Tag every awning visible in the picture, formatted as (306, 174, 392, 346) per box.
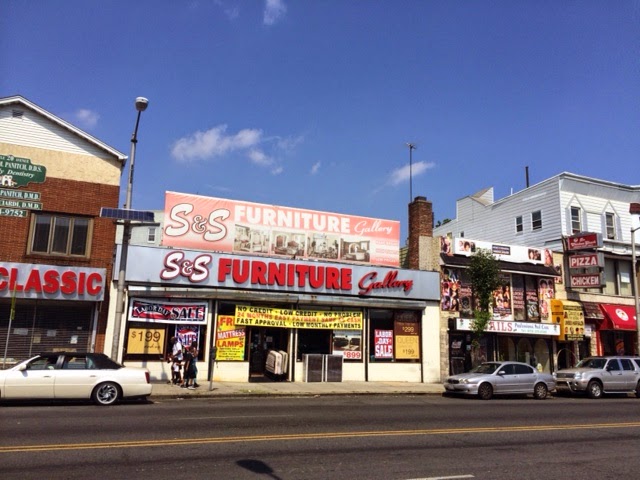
(582, 302, 605, 321)
(599, 304, 637, 331)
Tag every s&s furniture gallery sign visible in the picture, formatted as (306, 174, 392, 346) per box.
(162, 192, 400, 267)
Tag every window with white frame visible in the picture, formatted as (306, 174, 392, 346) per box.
(605, 212, 616, 240)
(515, 216, 523, 233)
(531, 210, 542, 231)
(570, 206, 581, 234)
(29, 214, 92, 257)
(147, 227, 157, 243)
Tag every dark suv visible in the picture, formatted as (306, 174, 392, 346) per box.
(553, 356, 640, 399)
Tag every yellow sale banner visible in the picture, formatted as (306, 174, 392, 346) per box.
(215, 315, 246, 361)
(234, 305, 362, 330)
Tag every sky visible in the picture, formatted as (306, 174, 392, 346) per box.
(2, 1, 639, 243)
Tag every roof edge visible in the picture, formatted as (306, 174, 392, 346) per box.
(0, 95, 127, 162)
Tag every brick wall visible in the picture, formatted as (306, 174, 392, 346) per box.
(407, 196, 433, 270)
(0, 177, 119, 352)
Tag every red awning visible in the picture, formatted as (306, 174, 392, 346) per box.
(599, 304, 637, 331)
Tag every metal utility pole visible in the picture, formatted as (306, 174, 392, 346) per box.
(406, 143, 416, 202)
(111, 97, 149, 361)
(630, 202, 640, 355)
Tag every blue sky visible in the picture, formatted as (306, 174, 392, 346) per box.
(2, 1, 639, 242)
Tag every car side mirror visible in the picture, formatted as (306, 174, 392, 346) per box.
(18, 364, 27, 371)
(497, 370, 506, 376)
(606, 365, 614, 371)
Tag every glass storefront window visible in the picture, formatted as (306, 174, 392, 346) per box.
(369, 309, 421, 363)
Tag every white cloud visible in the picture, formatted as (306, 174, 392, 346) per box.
(213, 0, 239, 20)
(275, 134, 304, 153)
(74, 109, 99, 129)
(310, 162, 321, 175)
(248, 148, 273, 166)
(388, 161, 435, 186)
(171, 125, 262, 162)
(171, 123, 304, 174)
(264, 0, 286, 25)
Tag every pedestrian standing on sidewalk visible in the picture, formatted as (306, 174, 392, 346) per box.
(168, 336, 184, 386)
(182, 342, 200, 389)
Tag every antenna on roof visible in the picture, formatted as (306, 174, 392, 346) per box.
(406, 143, 417, 202)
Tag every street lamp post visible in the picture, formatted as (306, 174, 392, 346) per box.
(111, 97, 149, 361)
(630, 203, 640, 356)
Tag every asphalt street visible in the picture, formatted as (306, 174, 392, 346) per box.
(2, 393, 640, 479)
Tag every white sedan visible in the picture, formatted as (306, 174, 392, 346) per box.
(0, 352, 152, 406)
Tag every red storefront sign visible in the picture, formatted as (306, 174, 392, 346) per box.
(566, 233, 602, 251)
(0, 262, 105, 300)
(159, 251, 414, 296)
(570, 273, 604, 288)
(569, 253, 604, 269)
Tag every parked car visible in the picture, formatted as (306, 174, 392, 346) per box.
(553, 356, 640, 399)
(444, 361, 555, 400)
(0, 352, 152, 406)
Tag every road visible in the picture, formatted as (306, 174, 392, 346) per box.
(1, 393, 639, 479)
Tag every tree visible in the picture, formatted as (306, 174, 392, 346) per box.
(467, 249, 501, 344)
(435, 218, 452, 228)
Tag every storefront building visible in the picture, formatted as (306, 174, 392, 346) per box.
(105, 193, 441, 383)
(0, 96, 125, 362)
(439, 237, 561, 376)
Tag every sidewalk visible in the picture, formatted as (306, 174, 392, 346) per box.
(151, 380, 445, 398)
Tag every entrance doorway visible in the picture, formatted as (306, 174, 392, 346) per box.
(249, 327, 289, 381)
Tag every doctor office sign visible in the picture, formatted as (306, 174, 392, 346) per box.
(0, 154, 47, 188)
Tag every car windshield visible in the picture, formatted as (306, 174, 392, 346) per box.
(576, 358, 607, 369)
(469, 363, 501, 374)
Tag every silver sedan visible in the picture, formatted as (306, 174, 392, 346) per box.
(444, 361, 556, 400)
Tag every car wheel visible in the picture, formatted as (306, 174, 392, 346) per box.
(587, 380, 603, 399)
(533, 382, 548, 400)
(635, 382, 640, 398)
(92, 382, 121, 406)
(478, 383, 493, 400)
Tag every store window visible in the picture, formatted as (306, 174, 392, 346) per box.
(511, 274, 551, 322)
(124, 322, 206, 362)
(297, 329, 331, 360)
(369, 309, 421, 363)
(29, 213, 92, 257)
(603, 258, 633, 296)
(0, 301, 94, 362)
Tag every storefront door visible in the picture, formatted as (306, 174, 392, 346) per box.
(249, 327, 289, 379)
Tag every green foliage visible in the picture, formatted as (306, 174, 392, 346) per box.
(435, 218, 452, 228)
(467, 249, 501, 341)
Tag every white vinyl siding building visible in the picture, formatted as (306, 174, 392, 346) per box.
(435, 172, 639, 256)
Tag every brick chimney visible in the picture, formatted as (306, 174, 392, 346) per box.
(408, 196, 433, 269)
